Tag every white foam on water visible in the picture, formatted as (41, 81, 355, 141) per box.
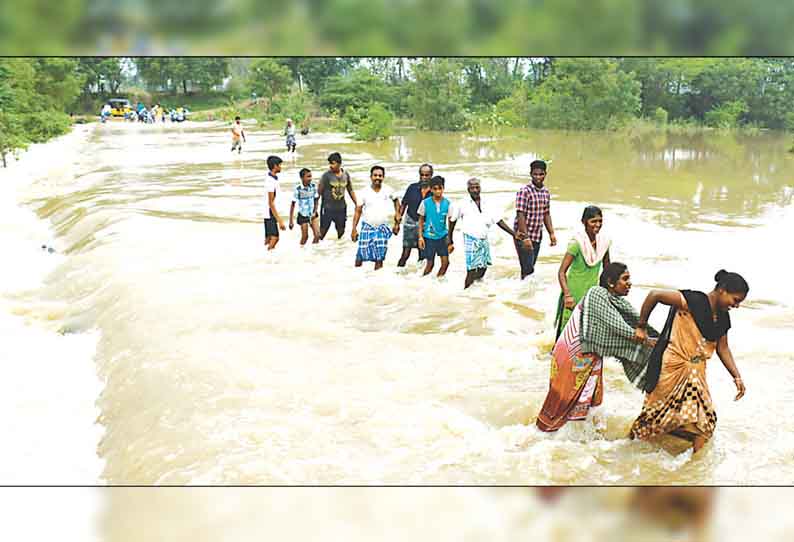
(0, 125, 104, 485)
(4, 124, 792, 485)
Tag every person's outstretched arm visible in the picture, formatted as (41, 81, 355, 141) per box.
(417, 215, 426, 250)
(558, 253, 576, 309)
(496, 219, 517, 239)
(636, 289, 686, 342)
(716, 334, 745, 400)
(392, 196, 401, 234)
(543, 209, 557, 246)
(351, 203, 363, 241)
(269, 192, 285, 230)
(346, 173, 358, 207)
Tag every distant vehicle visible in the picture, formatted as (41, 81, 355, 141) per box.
(108, 98, 133, 119)
(171, 107, 190, 123)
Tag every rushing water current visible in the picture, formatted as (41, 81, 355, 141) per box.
(2, 121, 792, 484)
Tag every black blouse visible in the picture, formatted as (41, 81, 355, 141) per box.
(681, 289, 731, 342)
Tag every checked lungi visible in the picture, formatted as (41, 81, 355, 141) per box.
(464, 233, 492, 271)
(357, 222, 392, 262)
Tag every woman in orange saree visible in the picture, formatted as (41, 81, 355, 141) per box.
(630, 270, 748, 453)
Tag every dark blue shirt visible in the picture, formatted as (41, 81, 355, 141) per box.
(402, 182, 425, 221)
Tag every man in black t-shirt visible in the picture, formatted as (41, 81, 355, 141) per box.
(318, 152, 358, 240)
(397, 163, 433, 266)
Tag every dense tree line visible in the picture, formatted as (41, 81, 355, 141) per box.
(5, 57, 794, 165)
(251, 57, 794, 133)
(1, 58, 83, 167)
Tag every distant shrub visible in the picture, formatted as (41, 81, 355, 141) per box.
(653, 107, 668, 125)
(704, 100, 748, 129)
(354, 103, 393, 141)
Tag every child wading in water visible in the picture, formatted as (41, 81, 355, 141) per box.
(417, 176, 455, 278)
(263, 155, 286, 250)
(289, 168, 320, 245)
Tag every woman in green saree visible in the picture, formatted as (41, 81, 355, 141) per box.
(555, 205, 612, 340)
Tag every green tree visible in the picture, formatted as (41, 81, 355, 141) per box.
(704, 100, 749, 129)
(407, 58, 470, 131)
(686, 59, 765, 121)
(623, 58, 784, 126)
(365, 58, 409, 85)
(134, 58, 228, 94)
(270, 91, 318, 125)
(0, 111, 26, 167)
(135, 58, 177, 93)
(33, 58, 84, 112)
(0, 60, 37, 167)
(0, 62, 26, 167)
(526, 58, 641, 130)
(277, 58, 359, 94)
(495, 82, 530, 127)
(248, 58, 292, 112)
(354, 103, 394, 141)
(361, 58, 411, 115)
(226, 58, 253, 98)
(183, 58, 229, 93)
(462, 58, 516, 109)
(77, 58, 125, 96)
(0, 58, 84, 166)
(319, 69, 395, 115)
(620, 58, 715, 120)
(757, 59, 794, 129)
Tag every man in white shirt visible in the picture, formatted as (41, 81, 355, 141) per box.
(449, 177, 519, 288)
(264, 155, 286, 250)
(351, 165, 401, 270)
(231, 116, 246, 154)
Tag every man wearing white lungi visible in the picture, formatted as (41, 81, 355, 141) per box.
(449, 178, 519, 289)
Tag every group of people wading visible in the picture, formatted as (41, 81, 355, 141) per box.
(537, 196, 748, 453)
(539, 260, 747, 454)
(263, 154, 555, 289)
(260, 150, 749, 454)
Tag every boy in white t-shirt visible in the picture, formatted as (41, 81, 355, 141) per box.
(351, 165, 400, 270)
(264, 155, 285, 250)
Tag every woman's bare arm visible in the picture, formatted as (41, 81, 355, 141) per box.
(716, 334, 745, 400)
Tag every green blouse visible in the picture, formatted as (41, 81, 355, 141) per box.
(555, 239, 604, 337)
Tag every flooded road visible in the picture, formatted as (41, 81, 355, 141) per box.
(3, 121, 793, 483)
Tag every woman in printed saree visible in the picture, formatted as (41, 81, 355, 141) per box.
(554, 205, 611, 340)
(537, 263, 659, 432)
(629, 270, 748, 453)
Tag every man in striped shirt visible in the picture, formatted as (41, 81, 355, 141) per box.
(514, 160, 557, 279)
